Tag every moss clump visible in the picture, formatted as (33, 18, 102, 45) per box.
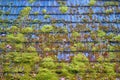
(36, 68, 58, 80)
(105, 9, 113, 14)
(28, 0, 36, 4)
(20, 7, 31, 17)
(114, 35, 120, 41)
(34, 11, 39, 16)
(0, 10, 3, 16)
(7, 33, 25, 42)
(41, 25, 53, 32)
(42, 9, 47, 14)
(10, 26, 18, 32)
(89, 0, 96, 6)
(72, 31, 80, 38)
(22, 27, 33, 33)
(5, 11, 10, 15)
(97, 30, 106, 38)
(44, 15, 51, 19)
(104, 1, 119, 6)
(59, 6, 68, 13)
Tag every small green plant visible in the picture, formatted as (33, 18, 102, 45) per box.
(41, 57, 56, 69)
(15, 44, 23, 50)
(70, 46, 77, 51)
(92, 46, 97, 51)
(20, 7, 31, 17)
(89, 0, 96, 6)
(72, 31, 80, 38)
(70, 54, 88, 73)
(41, 25, 53, 32)
(33, 19, 40, 23)
(114, 35, 120, 41)
(104, 1, 119, 6)
(7, 33, 25, 42)
(97, 30, 106, 38)
(36, 68, 58, 80)
(10, 26, 18, 32)
(72, 53, 89, 63)
(0, 10, 3, 16)
(44, 47, 51, 51)
(22, 27, 33, 33)
(44, 15, 50, 19)
(42, 9, 47, 14)
(28, 0, 36, 3)
(26, 46, 36, 52)
(62, 26, 68, 33)
(105, 9, 113, 14)
(5, 11, 10, 15)
(34, 11, 39, 16)
(59, 6, 68, 13)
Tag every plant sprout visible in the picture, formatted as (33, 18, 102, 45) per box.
(20, 7, 31, 17)
(41, 25, 53, 32)
(89, 0, 96, 6)
(42, 9, 47, 14)
(41, 57, 56, 69)
(28, 0, 36, 4)
(15, 44, 23, 50)
(44, 15, 51, 19)
(72, 31, 80, 38)
(10, 26, 18, 32)
(34, 11, 39, 16)
(114, 35, 120, 41)
(27, 46, 36, 52)
(70, 54, 88, 73)
(104, 1, 119, 6)
(105, 9, 113, 14)
(36, 68, 58, 80)
(0, 10, 3, 16)
(59, 6, 68, 13)
(7, 33, 25, 42)
(97, 30, 106, 38)
(63, 26, 68, 33)
(44, 47, 51, 51)
(5, 11, 10, 15)
(70, 46, 77, 51)
(22, 27, 33, 33)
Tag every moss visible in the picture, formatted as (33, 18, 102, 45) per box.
(36, 68, 58, 80)
(0, 10, 3, 16)
(89, 0, 96, 6)
(41, 57, 56, 69)
(59, 6, 68, 13)
(28, 0, 36, 4)
(72, 31, 80, 38)
(44, 47, 51, 51)
(114, 35, 120, 41)
(34, 11, 39, 16)
(15, 44, 23, 50)
(22, 27, 33, 33)
(41, 25, 53, 32)
(33, 19, 40, 23)
(7, 33, 25, 42)
(97, 30, 106, 38)
(44, 15, 51, 19)
(5, 11, 10, 15)
(10, 26, 18, 32)
(105, 9, 113, 14)
(42, 9, 47, 14)
(104, 1, 119, 6)
(27, 46, 36, 52)
(20, 7, 31, 17)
